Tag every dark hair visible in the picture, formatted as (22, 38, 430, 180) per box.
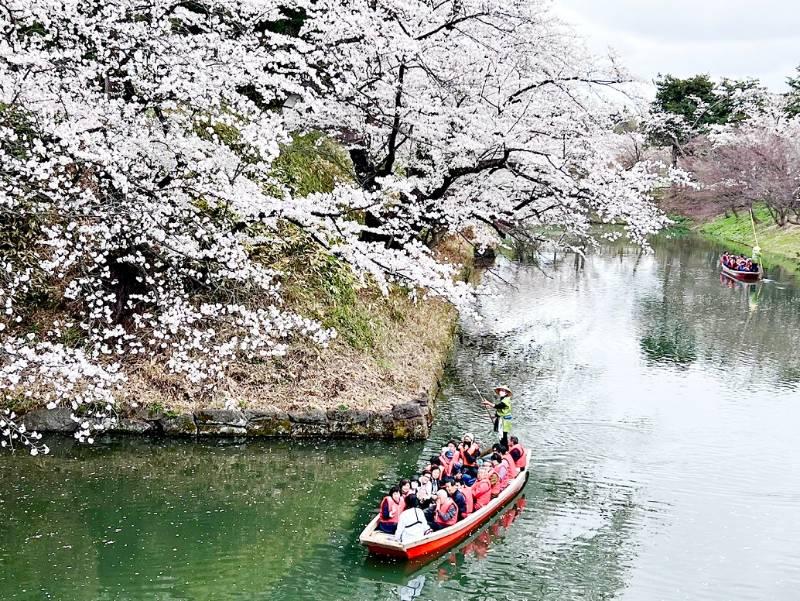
(422, 468, 432, 476)
(447, 439, 458, 447)
(429, 456, 442, 466)
(491, 453, 502, 462)
(492, 443, 508, 454)
(442, 477, 456, 487)
(410, 476, 420, 485)
(510, 436, 520, 445)
(399, 478, 410, 488)
(389, 486, 400, 496)
(405, 494, 419, 508)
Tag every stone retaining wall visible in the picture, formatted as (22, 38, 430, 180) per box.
(21, 394, 437, 441)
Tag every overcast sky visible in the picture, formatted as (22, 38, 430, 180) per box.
(551, 0, 800, 91)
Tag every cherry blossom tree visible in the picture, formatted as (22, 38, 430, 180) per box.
(0, 0, 669, 453)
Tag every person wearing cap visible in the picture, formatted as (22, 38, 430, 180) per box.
(483, 385, 513, 447)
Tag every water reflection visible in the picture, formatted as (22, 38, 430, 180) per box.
(2, 234, 800, 601)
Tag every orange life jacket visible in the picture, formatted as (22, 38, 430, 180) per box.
(460, 486, 474, 515)
(503, 452, 519, 479)
(460, 443, 480, 467)
(378, 496, 402, 527)
(509, 442, 527, 468)
(472, 478, 492, 508)
(435, 497, 458, 527)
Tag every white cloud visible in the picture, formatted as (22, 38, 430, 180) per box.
(551, 0, 800, 90)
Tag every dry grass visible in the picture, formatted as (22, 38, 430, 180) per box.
(121, 290, 456, 414)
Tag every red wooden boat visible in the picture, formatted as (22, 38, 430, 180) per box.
(359, 457, 529, 560)
(720, 258, 763, 282)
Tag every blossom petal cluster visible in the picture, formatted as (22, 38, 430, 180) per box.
(0, 0, 667, 451)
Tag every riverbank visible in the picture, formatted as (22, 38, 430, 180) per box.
(20, 277, 460, 440)
(11, 134, 473, 442)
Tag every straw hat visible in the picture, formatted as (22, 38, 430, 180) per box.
(462, 432, 474, 443)
(494, 385, 513, 397)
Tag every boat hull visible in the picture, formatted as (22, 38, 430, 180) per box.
(359, 461, 529, 561)
(720, 260, 763, 281)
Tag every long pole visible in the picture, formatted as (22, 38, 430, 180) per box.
(749, 207, 761, 258)
(472, 383, 495, 425)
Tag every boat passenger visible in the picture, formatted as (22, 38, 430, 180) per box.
(430, 466, 444, 490)
(430, 489, 458, 531)
(493, 443, 519, 480)
(377, 486, 404, 534)
(399, 478, 412, 498)
(417, 473, 434, 506)
(458, 433, 481, 478)
(471, 467, 493, 509)
(508, 436, 527, 469)
(439, 440, 460, 477)
(457, 481, 474, 517)
(444, 479, 469, 521)
(489, 453, 509, 496)
(395, 495, 430, 544)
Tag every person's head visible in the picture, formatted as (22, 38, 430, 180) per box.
(389, 486, 401, 502)
(419, 473, 430, 485)
(510, 435, 520, 446)
(490, 452, 502, 465)
(405, 494, 419, 509)
(477, 466, 490, 480)
(429, 456, 442, 467)
(431, 466, 442, 480)
(492, 443, 507, 455)
(462, 432, 474, 445)
(447, 439, 457, 451)
(399, 478, 411, 494)
(494, 385, 512, 398)
(443, 478, 457, 493)
(410, 478, 420, 491)
(436, 489, 448, 502)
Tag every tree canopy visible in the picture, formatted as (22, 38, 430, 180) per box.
(0, 0, 669, 453)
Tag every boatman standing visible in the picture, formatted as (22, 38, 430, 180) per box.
(483, 385, 513, 447)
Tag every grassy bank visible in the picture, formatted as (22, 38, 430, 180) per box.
(697, 206, 800, 272)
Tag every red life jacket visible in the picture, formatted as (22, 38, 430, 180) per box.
(510, 443, 527, 469)
(435, 497, 458, 527)
(378, 496, 402, 527)
(503, 452, 519, 479)
(460, 486, 474, 515)
(460, 443, 480, 467)
(472, 478, 492, 508)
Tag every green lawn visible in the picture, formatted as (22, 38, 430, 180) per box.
(699, 206, 800, 272)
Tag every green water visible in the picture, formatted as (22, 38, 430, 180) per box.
(2, 235, 800, 600)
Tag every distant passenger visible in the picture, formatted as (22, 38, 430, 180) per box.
(395, 495, 430, 544)
(377, 486, 404, 534)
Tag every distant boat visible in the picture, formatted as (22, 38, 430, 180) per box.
(359, 457, 529, 561)
(720, 257, 763, 282)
